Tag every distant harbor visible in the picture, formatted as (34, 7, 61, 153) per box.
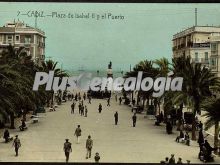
(67, 69, 126, 78)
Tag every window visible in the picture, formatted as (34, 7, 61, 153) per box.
(7, 35, 12, 44)
(210, 58, 216, 66)
(195, 52, 198, 62)
(205, 52, 209, 62)
(15, 35, 20, 42)
(25, 35, 31, 44)
(211, 43, 217, 51)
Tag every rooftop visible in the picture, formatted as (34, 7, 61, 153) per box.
(0, 21, 45, 36)
(173, 26, 220, 40)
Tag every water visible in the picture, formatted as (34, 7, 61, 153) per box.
(67, 70, 126, 78)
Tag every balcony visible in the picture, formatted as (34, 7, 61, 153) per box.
(191, 58, 209, 64)
(210, 65, 217, 70)
(201, 58, 209, 64)
(172, 46, 177, 51)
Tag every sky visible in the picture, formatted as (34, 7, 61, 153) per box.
(0, 3, 220, 72)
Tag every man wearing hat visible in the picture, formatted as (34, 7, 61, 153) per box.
(63, 139, 72, 162)
(13, 135, 21, 156)
(168, 154, 176, 164)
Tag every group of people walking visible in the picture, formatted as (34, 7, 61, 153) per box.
(63, 130, 96, 163)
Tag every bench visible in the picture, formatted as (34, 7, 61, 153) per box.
(146, 115, 156, 120)
(32, 118, 39, 123)
(49, 107, 55, 112)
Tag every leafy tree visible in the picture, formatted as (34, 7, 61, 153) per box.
(201, 96, 220, 154)
(172, 56, 220, 140)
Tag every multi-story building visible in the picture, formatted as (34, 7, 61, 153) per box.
(172, 26, 220, 76)
(0, 21, 45, 64)
(209, 33, 220, 77)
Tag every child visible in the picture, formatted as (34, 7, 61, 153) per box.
(94, 152, 100, 163)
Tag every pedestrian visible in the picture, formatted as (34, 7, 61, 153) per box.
(119, 97, 122, 105)
(75, 93, 78, 101)
(98, 103, 102, 113)
(94, 152, 100, 163)
(85, 106, 88, 117)
(81, 105, 84, 116)
(83, 93, 86, 100)
(3, 129, 10, 143)
(74, 125, 82, 144)
(19, 119, 27, 131)
(78, 103, 82, 114)
(114, 111, 118, 125)
(71, 102, 75, 114)
(184, 132, 190, 146)
(13, 135, 21, 156)
(165, 157, 169, 164)
(198, 121, 203, 130)
(168, 154, 175, 164)
(132, 99, 135, 106)
(86, 135, 93, 159)
(79, 95, 81, 101)
(166, 120, 173, 134)
(177, 157, 183, 164)
(88, 96, 91, 104)
(198, 129, 204, 149)
(63, 139, 72, 162)
(132, 113, 137, 127)
(115, 94, 117, 102)
(81, 100, 84, 106)
(107, 97, 110, 106)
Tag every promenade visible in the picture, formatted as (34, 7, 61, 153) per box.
(0, 94, 219, 163)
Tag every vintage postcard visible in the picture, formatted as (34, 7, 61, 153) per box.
(0, 2, 220, 164)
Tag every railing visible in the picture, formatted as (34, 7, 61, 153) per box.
(210, 65, 217, 70)
(191, 58, 209, 64)
(201, 58, 209, 64)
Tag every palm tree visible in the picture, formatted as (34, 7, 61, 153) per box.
(41, 59, 68, 106)
(172, 56, 220, 140)
(124, 60, 158, 109)
(154, 57, 171, 76)
(201, 96, 220, 154)
(0, 45, 47, 128)
(154, 57, 171, 115)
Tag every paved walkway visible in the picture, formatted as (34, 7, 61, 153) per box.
(0, 94, 219, 163)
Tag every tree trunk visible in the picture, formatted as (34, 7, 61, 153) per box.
(51, 92, 54, 106)
(157, 101, 161, 114)
(131, 91, 134, 101)
(191, 98, 200, 140)
(10, 112, 15, 129)
(191, 116, 197, 140)
(22, 110, 27, 121)
(214, 121, 219, 154)
(142, 98, 145, 109)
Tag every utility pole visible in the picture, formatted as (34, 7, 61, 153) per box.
(35, 14, 37, 28)
(195, 8, 197, 26)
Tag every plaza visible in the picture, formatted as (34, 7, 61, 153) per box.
(0, 93, 219, 163)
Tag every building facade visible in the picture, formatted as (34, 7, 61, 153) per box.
(210, 34, 220, 77)
(172, 26, 220, 77)
(0, 21, 45, 64)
